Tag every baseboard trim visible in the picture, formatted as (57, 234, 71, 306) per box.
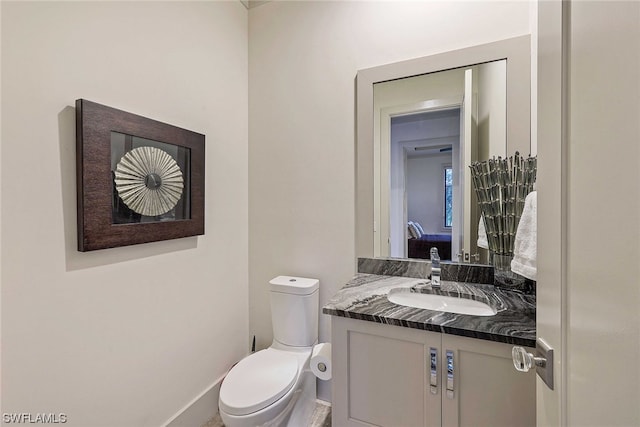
(163, 374, 225, 427)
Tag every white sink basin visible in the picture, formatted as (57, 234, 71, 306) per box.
(387, 291, 496, 316)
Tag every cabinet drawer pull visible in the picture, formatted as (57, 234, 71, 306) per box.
(429, 347, 438, 394)
(446, 350, 454, 399)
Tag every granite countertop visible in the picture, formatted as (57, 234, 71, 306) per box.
(322, 273, 536, 347)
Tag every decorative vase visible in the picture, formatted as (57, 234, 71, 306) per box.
(490, 252, 525, 288)
(469, 153, 536, 289)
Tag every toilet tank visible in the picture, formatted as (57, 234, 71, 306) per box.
(269, 276, 319, 347)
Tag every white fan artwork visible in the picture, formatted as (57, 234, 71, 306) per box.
(114, 146, 184, 217)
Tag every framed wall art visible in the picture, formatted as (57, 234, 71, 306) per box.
(76, 99, 205, 251)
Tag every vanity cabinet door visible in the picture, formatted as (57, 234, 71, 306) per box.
(440, 334, 536, 427)
(332, 316, 442, 427)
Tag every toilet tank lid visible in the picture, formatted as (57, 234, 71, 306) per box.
(269, 276, 319, 295)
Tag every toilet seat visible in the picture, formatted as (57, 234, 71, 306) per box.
(219, 348, 299, 416)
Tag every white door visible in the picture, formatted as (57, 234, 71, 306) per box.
(534, 1, 564, 425)
(459, 68, 478, 262)
(535, 1, 640, 426)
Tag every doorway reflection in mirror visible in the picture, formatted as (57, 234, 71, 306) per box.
(374, 60, 507, 263)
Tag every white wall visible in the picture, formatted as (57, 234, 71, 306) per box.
(249, 0, 531, 401)
(406, 154, 452, 234)
(477, 60, 507, 160)
(1, 2, 248, 426)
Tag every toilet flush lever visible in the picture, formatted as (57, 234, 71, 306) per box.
(512, 337, 554, 390)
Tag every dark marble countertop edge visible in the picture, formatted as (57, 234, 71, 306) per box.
(323, 308, 535, 347)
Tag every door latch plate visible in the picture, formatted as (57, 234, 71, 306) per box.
(536, 338, 554, 390)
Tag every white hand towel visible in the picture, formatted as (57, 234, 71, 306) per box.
(511, 191, 537, 281)
(477, 215, 488, 249)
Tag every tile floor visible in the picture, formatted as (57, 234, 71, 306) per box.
(202, 400, 331, 427)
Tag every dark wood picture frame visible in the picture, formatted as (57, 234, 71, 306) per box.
(76, 99, 205, 251)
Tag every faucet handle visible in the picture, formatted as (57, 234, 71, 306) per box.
(411, 281, 432, 291)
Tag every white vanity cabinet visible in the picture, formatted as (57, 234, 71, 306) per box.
(440, 334, 536, 427)
(331, 316, 535, 427)
(332, 316, 442, 427)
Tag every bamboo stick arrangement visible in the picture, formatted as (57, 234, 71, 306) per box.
(470, 152, 537, 256)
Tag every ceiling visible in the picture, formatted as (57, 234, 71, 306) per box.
(240, 0, 270, 9)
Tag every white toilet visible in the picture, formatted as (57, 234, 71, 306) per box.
(219, 276, 319, 427)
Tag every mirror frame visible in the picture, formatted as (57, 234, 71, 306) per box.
(356, 35, 531, 260)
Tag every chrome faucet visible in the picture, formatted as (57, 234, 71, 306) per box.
(430, 247, 441, 288)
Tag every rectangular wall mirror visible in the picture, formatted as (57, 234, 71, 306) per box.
(356, 35, 531, 265)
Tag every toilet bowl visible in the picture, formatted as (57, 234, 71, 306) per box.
(219, 276, 319, 427)
(219, 346, 315, 427)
